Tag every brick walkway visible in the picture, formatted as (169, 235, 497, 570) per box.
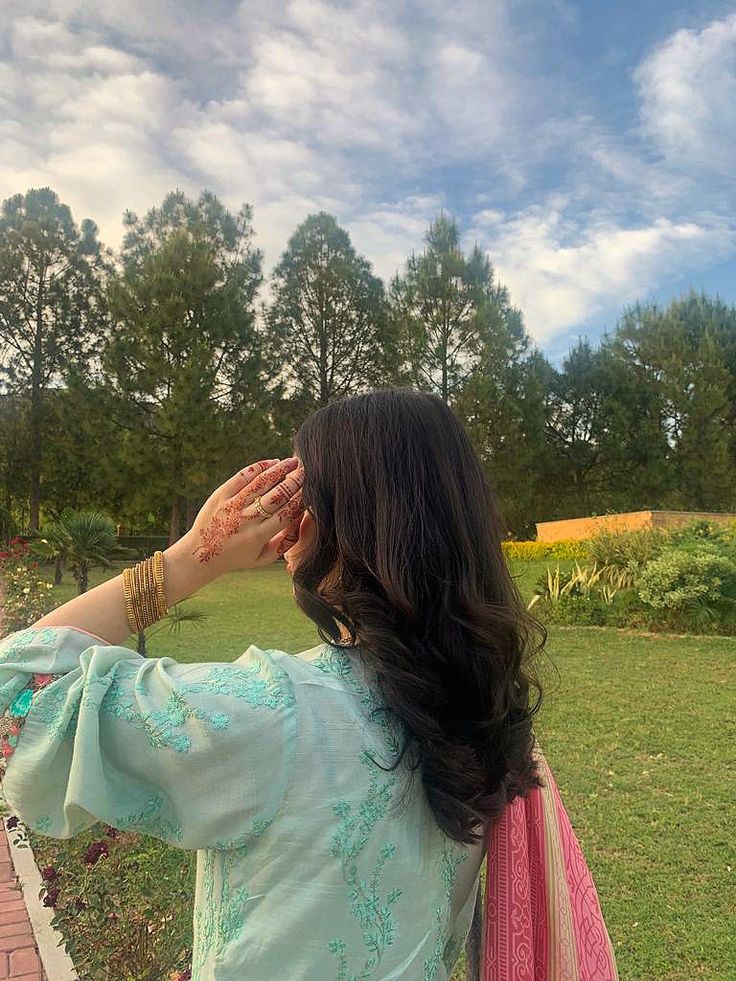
(0, 824, 44, 980)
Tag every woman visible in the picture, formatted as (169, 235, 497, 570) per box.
(0, 389, 617, 980)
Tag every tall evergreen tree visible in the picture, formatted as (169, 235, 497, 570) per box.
(455, 333, 551, 537)
(393, 213, 545, 532)
(610, 295, 736, 511)
(542, 339, 610, 518)
(0, 187, 105, 529)
(266, 212, 392, 410)
(390, 213, 520, 404)
(102, 190, 269, 543)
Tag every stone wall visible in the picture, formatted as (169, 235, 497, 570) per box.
(535, 509, 736, 543)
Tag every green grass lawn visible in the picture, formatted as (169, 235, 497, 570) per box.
(38, 558, 736, 979)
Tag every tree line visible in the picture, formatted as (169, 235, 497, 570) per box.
(1, 186, 735, 542)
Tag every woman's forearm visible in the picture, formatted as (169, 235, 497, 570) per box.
(30, 535, 217, 646)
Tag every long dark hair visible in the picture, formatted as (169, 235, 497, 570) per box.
(292, 388, 547, 845)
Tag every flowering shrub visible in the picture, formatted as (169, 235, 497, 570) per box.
(502, 538, 588, 561)
(30, 822, 195, 981)
(0, 538, 55, 635)
(636, 548, 736, 632)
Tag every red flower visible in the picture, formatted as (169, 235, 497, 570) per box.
(41, 865, 58, 881)
(0, 551, 10, 560)
(5, 816, 19, 829)
(104, 825, 119, 838)
(43, 885, 60, 908)
(84, 840, 109, 866)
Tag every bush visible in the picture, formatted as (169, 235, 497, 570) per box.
(29, 823, 195, 981)
(0, 539, 55, 635)
(542, 591, 610, 626)
(585, 527, 666, 581)
(502, 539, 588, 561)
(664, 518, 732, 549)
(636, 548, 736, 628)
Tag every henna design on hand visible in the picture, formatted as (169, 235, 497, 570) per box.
(276, 490, 304, 524)
(276, 523, 301, 556)
(192, 459, 303, 564)
(223, 459, 298, 515)
(194, 508, 245, 562)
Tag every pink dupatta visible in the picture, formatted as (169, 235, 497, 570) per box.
(469, 740, 619, 980)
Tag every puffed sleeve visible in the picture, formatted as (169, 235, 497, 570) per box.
(0, 625, 297, 850)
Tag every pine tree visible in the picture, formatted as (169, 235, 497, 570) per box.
(0, 187, 105, 528)
(266, 212, 392, 411)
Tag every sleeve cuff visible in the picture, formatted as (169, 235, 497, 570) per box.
(29, 625, 114, 646)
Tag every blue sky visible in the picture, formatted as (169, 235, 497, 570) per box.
(1, 1, 735, 365)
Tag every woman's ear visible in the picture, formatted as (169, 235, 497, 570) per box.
(284, 509, 316, 570)
(298, 509, 315, 544)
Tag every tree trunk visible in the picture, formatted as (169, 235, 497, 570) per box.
(185, 497, 196, 532)
(29, 377, 43, 533)
(169, 494, 184, 545)
(54, 554, 63, 585)
(29, 273, 46, 532)
(137, 630, 147, 656)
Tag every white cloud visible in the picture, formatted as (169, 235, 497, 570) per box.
(634, 13, 736, 172)
(347, 195, 446, 282)
(0, 2, 734, 348)
(470, 205, 735, 342)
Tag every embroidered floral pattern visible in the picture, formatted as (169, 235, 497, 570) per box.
(114, 795, 184, 843)
(31, 682, 74, 741)
(92, 657, 294, 756)
(423, 837, 469, 981)
(0, 627, 62, 660)
(182, 659, 296, 710)
(312, 645, 406, 979)
(97, 672, 220, 753)
(0, 673, 57, 775)
(192, 816, 274, 975)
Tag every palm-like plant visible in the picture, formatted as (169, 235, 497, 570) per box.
(138, 604, 211, 657)
(26, 509, 210, 656)
(27, 510, 131, 594)
(26, 520, 71, 584)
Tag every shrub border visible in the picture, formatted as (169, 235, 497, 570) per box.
(3, 816, 78, 981)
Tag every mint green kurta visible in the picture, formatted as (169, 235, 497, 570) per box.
(0, 625, 484, 980)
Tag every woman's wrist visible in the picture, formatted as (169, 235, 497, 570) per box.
(162, 533, 219, 606)
(28, 536, 217, 646)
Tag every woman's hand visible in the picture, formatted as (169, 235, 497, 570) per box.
(177, 457, 306, 578)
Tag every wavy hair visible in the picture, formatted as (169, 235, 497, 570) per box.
(292, 389, 547, 845)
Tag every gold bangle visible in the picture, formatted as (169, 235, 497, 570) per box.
(131, 562, 148, 632)
(123, 554, 169, 634)
(122, 567, 139, 633)
(153, 551, 168, 619)
(140, 559, 158, 627)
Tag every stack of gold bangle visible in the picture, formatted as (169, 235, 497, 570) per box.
(122, 550, 169, 633)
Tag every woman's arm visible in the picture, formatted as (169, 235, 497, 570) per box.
(26, 456, 304, 647)
(29, 535, 215, 647)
